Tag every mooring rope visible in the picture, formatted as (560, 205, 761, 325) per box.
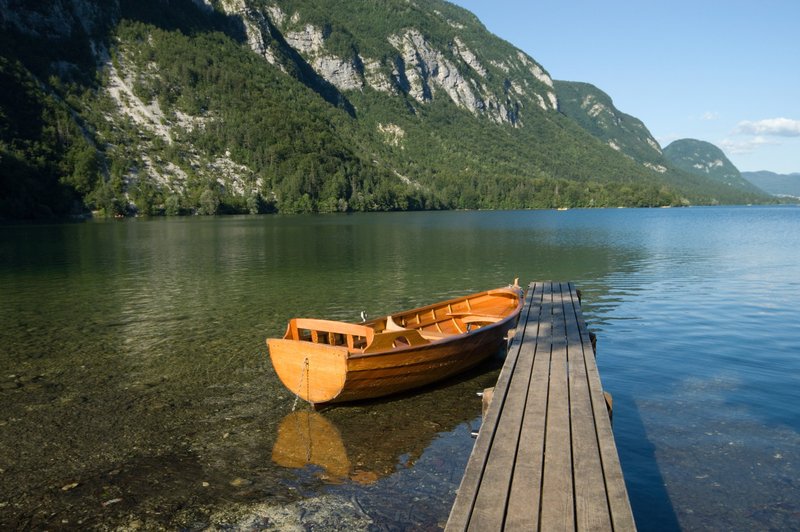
(291, 357, 310, 412)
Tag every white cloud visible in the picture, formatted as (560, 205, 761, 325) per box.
(735, 117, 800, 137)
(687, 111, 718, 122)
(718, 136, 777, 155)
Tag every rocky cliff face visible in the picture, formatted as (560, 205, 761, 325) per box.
(200, 0, 285, 69)
(1, 0, 558, 130)
(200, 1, 558, 127)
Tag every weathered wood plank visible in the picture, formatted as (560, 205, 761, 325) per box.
(539, 282, 575, 530)
(504, 283, 552, 530)
(568, 284, 636, 531)
(465, 283, 544, 530)
(467, 338, 535, 527)
(445, 284, 539, 531)
(564, 283, 613, 530)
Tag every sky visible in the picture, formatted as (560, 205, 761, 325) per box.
(450, 0, 800, 174)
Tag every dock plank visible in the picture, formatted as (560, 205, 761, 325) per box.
(504, 286, 550, 530)
(569, 286, 635, 530)
(446, 281, 636, 532)
(444, 284, 538, 531)
(564, 283, 613, 530)
(540, 282, 575, 530)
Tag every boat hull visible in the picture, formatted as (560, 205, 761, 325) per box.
(267, 285, 523, 406)
(339, 322, 513, 402)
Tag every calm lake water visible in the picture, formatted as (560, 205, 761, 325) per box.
(1, 206, 799, 530)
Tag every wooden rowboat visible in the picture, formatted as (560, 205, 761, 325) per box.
(267, 282, 524, 406)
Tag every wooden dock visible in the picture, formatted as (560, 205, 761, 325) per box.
(446, 281, 636, 531)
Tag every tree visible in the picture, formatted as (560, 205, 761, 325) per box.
(199, 188, 220, 215)
(164, 194, 181, 215)
(63, 144, 99, 195)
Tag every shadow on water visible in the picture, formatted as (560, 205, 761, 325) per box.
(616, 393, 680, 531)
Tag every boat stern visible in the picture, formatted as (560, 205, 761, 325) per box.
(267, 339, 349, 405)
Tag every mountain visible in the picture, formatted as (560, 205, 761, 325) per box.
(662, 139, 764, 195)
(554, 80, 667, 173)
(0, 0, 770, 219)
(553, 82, 773, 203)
(741, 171, 800, 198)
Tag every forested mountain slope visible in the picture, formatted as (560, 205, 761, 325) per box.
(663, 139, 764, 195)
(0, 0, 769, 218)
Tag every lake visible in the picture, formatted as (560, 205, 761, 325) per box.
(1, 206, 799, 530)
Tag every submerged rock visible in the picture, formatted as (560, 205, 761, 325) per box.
(211, 494, 374, 531)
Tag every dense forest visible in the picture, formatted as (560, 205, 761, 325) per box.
(0, 0, 771, 219)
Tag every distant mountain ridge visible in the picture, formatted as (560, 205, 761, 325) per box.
(662, 139, 764, 194)
(0, 0, 770, 218)
(741, 171, 800, 198)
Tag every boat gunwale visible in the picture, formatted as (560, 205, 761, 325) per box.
(275, 285, 524, 361)
(385, 286, 521, 322)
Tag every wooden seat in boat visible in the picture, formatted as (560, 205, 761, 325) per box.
(446, 312, 503, 324)
(419, 330, 450, 340)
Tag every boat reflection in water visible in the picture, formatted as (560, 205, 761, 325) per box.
(272, 411, 378, 484)
(271, 361, 503, 484)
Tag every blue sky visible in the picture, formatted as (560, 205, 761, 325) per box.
(450, 0, 799, 174)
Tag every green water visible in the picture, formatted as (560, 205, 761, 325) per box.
(1, 213, 550, 529)
(2, 208, 799, 529)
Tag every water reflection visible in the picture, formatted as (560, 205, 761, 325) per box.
(272, 411, 367, 483)
(271, 362, 496, 486)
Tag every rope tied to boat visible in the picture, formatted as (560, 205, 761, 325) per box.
(291, 357, 310, 412)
